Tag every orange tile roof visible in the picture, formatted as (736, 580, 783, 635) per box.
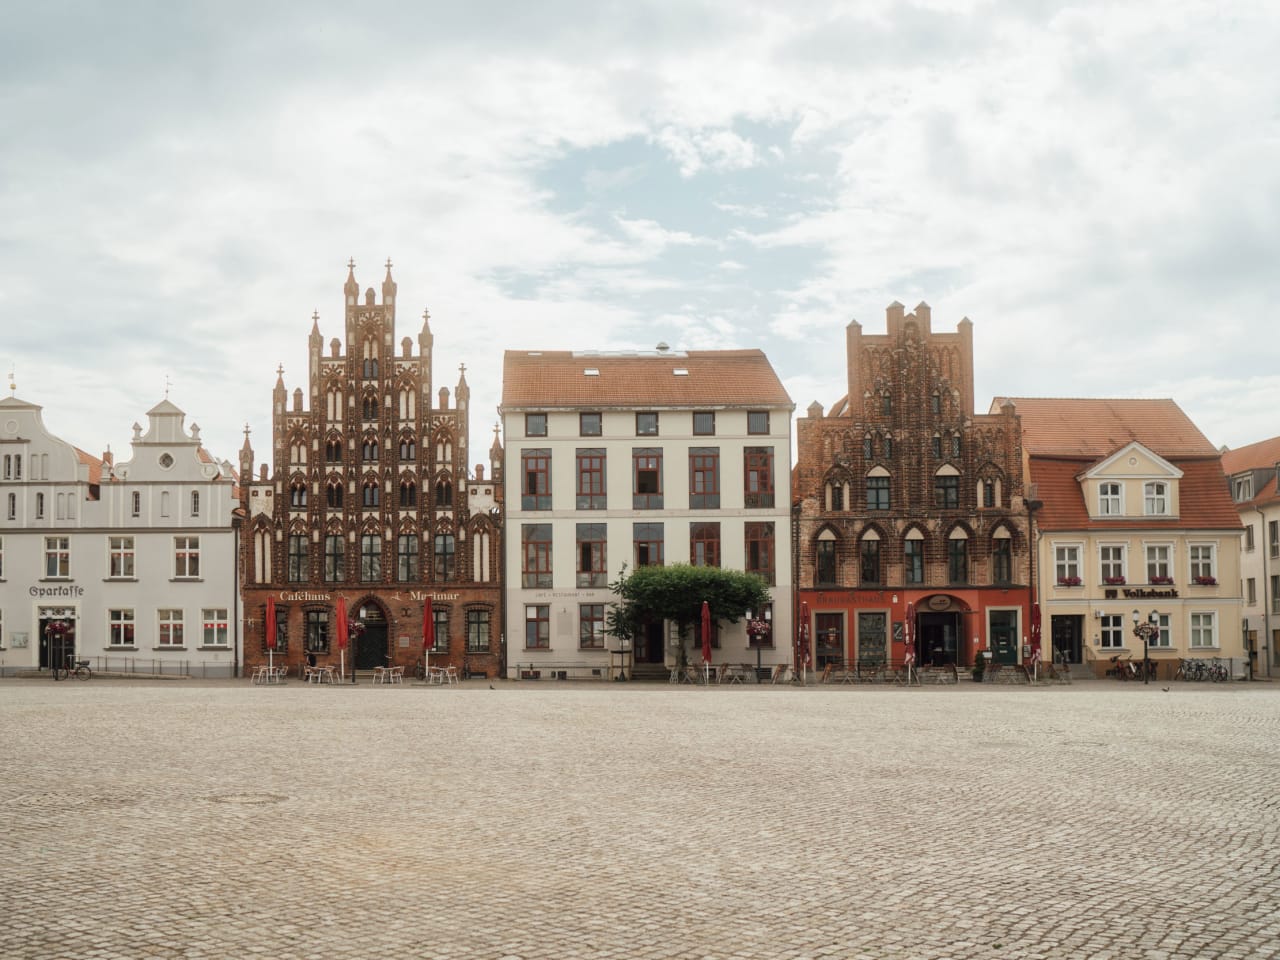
(501, 350, 793, 409)
(1221, 434, 1280, 475)
(1029, 457, 1241, 531)
(74, 447, 103, 487)
(1002, 398, 1217, 458)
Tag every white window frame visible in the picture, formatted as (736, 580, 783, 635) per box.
(1145, 543, 1172, 583)
(1189, 611, 1217, 650)
(108, 609, 135, 648)
(1098, 482, 1122, 516)
(1099, 544, 1126, 582)
(1189, 543, 1216, 582)
(1054, 543, 1082, 583)
(108, 536, 135, 579)
(202, 609, 229, 648)
(1100, 614, 1125, 649)
(174, 536, 200, 579)
(157, 609, 184, 648)
(1151, 612, 1172, 648)
(44, 536, 70, 578)
(1144, 481, 1169, 516)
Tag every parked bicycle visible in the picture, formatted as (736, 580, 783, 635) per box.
(1109, 654, 1139, 681)
(1174, 657, 1230, 682)
(54, 654, 92, 681)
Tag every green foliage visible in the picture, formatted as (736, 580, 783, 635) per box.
(604, 563, 772, 646)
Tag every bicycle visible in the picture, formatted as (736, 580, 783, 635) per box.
(54, 654, 92, 681)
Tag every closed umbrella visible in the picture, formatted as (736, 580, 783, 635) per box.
(700, 600, 712, 684)
(904, 601, 916, 683)
(265, 596, 276, 674)
(797, 600, 810, 686)
(423, 596, 434, 681)
(335, 600, 348, 682)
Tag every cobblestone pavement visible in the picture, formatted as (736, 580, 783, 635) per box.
(2, 679, 1278, 960)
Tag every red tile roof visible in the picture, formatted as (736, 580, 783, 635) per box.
(1029, 457, 1240, 531)
(1221, 434, 1280, 475)
(1001, 398, 1217, 458)
(74, 447, 103, 487)
(501, 350, 793, 409)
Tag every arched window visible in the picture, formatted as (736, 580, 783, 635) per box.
(859, 529, 881, 585)
(950, 433, 962, 458)
(435, 478, 453, 507)
(362, 395, 379, 420)
(362, 481, 380, 507)
(815, 529, 838, 587)
(866, 466, 890, 511)
(362, 438, 379, 461)
(992, 527, 1012, 584)
(399, 389, 416, 420)
(828, 481, 844, 512)
(399, 479, 417, 508)
(904, 529, 925, 584)
(362, 340, 379, 379)
(326, 437, 343, 462)
(254, 527, 271, 583)
(326, 480, 343, 508)
(399, 437, 417, 461)
(473, 528, 492, 583)
(436, 437, 453, 463)
(934, 465, 960, 509)
(862, 434, 873, 460)
(290, 481, 307, 508)
(948, 528, 969, 584)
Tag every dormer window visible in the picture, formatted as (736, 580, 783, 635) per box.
(1233, 476, 1253, 502)
(1144, 481, 1169, 516)
(1099, 482, 1122, 516)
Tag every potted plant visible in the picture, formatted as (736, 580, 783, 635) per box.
(972, 650, 986, 683)
(1057, 576, 1082, 586)
(1150, 575, 1174, 585)
(1103, 576, 1126, 585)
(1193, 575, 1217, 586)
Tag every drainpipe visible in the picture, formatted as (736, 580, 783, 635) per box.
(1257, 506, 1271, 677)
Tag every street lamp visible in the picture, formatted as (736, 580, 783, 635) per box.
(746, 607, 772, 679)
(1132, 609, 1159, 684)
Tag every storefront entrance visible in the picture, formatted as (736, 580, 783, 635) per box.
(38, 607, 77, 671)
(634, 621, 664, 663)
(990, 610, 1019, 665)
(1051, 615, 1083, 664)
(856, 612, 887, 666)
(918, 612, 959, 666)
(354, 603, 388, 670)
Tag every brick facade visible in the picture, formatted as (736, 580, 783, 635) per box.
(793, 302, 1032, 670)
(239, 261, 504, 679)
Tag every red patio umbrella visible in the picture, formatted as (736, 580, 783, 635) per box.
(265, 596, 277, 673)
(797, 600, 811, 684)
(904, 602, 916, 680)
(335, 599, 349, 681)
(423, 596, 435, 679)
(700, 600, 713, 684)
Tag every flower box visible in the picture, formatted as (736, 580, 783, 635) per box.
(1103, 576, 1126, 585)
(1149, 576, 1174, 585)
(1192, 576, 1217, 586)
(1056, 577, 1082, 586)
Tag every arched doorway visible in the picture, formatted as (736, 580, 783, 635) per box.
(353, 600, 389, 670)
(915, 595, 970, 666)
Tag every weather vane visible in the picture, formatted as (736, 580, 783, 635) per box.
(164, 374, 172, 399)
(7, 364, 14, 395)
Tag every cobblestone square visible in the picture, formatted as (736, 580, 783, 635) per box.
(1, 679, 1277, 959)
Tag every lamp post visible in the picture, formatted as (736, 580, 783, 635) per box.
(747, 607, 772, 680)
(1132, 609, 1159, 684)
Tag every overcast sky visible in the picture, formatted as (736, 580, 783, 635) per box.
(3, 1, 1278, 470)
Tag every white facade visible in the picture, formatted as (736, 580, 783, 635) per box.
(0, 395, 239, 677)
(1226, 460, 1280, 677)
(500, 350, 794, 680)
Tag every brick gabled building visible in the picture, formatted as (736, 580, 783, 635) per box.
(239, 261, 504, 679)
(794, 302, 1031, 671)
